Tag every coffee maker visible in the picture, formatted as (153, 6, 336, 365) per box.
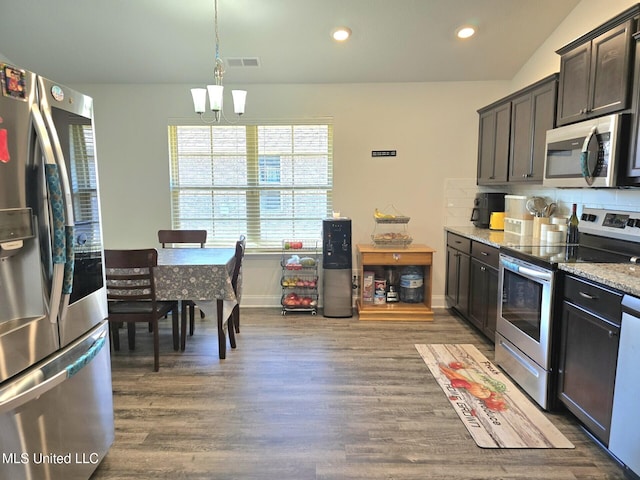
(470, 192, 506, 228)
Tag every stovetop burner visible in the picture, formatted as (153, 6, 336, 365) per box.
(502, 243, 635, 267)
(500, 207, 640, 269)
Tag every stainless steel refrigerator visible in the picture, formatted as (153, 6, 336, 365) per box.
(0, 63, 113, 479)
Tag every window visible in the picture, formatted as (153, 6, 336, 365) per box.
(168, 123, 333, 250)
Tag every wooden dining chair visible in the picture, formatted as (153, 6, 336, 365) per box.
(158, 229, 207, 335)
(105, 248, 180, 372)
(229, 234, 246, 334)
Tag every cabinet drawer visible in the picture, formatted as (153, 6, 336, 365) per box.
(471, 241, 499, 268)
(361, 250, 432, 266)
(564, 275, 622, 324)
(447, 233, 471, 254)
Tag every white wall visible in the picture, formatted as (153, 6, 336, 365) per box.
(74, 81, 508, 307)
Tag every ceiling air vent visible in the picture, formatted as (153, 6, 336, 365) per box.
(226, 57, 260, 68)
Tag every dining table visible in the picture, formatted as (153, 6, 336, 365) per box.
(154, 247, 238, 359)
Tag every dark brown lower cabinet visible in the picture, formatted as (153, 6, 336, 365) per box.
(468, 257, 498, 340)
(557, 275, 622, 446)
(445, 233, 499, 343)
(445, 245, 470, 317)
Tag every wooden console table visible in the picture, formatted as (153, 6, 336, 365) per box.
(356, 244, 435, 321)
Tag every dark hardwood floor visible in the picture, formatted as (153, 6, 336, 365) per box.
(91, 308, 626, 480)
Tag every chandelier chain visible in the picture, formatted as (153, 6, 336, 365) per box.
(214, 0, 224, 85)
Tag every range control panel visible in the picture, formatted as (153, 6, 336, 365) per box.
(580, 207, 640, 243)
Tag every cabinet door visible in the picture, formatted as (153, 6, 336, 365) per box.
(623, 34, 640, 185)
(457, 251, 470, 316)
(445, 246, 470, 315)
(468, 258, 485, 331)
(509, 94, 533, 182)
(468, 258, 498, 341)
(589, 20, 633, 118)
(529, 81, 557, 182)
(558, 302, 620, 445)
(477, 103, 510, 185)
(485, 265, 498, 339)
(557, 42, 591, 126)
(510, 79, 556, 183)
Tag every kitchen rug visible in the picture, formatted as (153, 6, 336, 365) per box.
(415, 344, 574, 449)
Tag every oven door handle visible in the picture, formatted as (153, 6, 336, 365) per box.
(501, 258, 552, 282)
(516, 265, 553, 282)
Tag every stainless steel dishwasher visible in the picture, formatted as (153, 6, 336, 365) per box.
(609, 294, 640, 478)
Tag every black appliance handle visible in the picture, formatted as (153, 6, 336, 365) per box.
(470, 207, 480, 222)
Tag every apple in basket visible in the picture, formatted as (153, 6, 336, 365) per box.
(284, 293, 300, 306)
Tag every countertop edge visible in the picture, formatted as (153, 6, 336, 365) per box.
(445, 226, 640, 299)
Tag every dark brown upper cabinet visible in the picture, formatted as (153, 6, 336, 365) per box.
(556, 6, 639, 127)
(509, 75, 557, 183)
(622, 29, 640, 185)
(477, 74, 557, 186)
(477, 101, 511, 185)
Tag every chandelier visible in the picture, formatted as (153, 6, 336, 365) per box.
(190, 0, 247, 123)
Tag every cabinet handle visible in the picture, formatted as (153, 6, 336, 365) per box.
(578, 291, 597, 300)
(480, 266, 486, 272)
(480, 251, 489, 256)
(393, 253, 401, 261)
(609, 331, 618, 338)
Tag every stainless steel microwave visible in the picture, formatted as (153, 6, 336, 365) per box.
(543, 113, 628, 188)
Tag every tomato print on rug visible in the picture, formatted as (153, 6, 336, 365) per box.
(415, 344, 574, 448)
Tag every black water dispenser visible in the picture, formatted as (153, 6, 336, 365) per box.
(322, 218, 352, 317)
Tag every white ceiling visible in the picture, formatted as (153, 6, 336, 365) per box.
(0, 0, 580, 85)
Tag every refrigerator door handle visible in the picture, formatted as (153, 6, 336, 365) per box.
(40, 88, 76, 322)
(32, 104, 66, 325)
(0, 325, 108, 414)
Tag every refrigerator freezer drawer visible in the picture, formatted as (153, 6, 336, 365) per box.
(0, 321, 114, 480)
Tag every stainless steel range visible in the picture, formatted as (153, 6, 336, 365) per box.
(496, 207, 640, 410)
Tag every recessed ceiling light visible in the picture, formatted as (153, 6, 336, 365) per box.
(456, 25, 476, 39)
(332, 27, 352, 42)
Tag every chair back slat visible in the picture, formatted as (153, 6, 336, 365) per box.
(158, 229, 207, 248)
(105, 249, 158, 306)
(230, 234, 246, 295)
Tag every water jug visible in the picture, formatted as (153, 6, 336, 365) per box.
(399, 266, 423, 303)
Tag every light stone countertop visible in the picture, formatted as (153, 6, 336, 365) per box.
(558, 263, 640, 297)
(445, 226, 640, 298)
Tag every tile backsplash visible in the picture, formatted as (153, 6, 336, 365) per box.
(444, 178, 640, 227)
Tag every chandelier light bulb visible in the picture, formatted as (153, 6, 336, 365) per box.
(456, 25, 476, 39)
(332, 27, 352, 42)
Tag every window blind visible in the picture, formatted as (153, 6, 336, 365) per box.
(168, 123, 333, 250)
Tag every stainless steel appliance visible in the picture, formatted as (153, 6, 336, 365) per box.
(322, 218, 353, 317)
(609, 294, 640, 478)
(497, 207, 640, 410)
(497, 254, 555, 409)
(543, 113, 628, 188)
(0, 63, 113, 479)
(470, 192, 506, 228)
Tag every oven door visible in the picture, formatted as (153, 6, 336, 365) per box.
(497, 254, 554, 369)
